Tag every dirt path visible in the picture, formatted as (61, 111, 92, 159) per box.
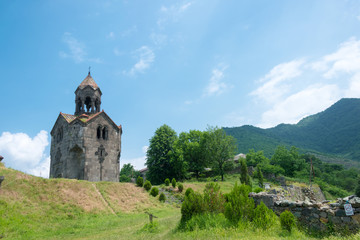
(92, 183, 116, 215)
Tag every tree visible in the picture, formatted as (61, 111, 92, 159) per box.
(203, 127, 237, 181)
(257, 166, 264, 188)
(271, 146, 305, 177)
(146, 124, 187, 184)
(246, 149, 270, 167)
(177, 130, 207, 179)
(355, 177, 360, 197)
(240, 158, 251, 186)
(119, 163, 140, 182)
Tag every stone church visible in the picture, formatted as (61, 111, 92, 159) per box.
(50, 72, 122, 182)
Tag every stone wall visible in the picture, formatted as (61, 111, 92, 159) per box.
(249, 192, 360, 233)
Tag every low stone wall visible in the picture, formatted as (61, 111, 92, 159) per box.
(249, 192, 360, 233)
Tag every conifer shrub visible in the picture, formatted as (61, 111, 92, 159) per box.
(172, 178, 177, 188)
(180, 192, 205, 225)
(253, 201, 277, 229)
(224, 183, 255, 224)
(143, 180, 152, 191)
(185, 187, 194, 197)
(203, 183, 225, 213)
(150, 187, 159, 197)
(356, 177, 360, 197)
(280, 210, 296, 232)
(159, 192, 166, 202)
(165, 178, 170, 186)
(178, 183, 184, 192)
(136, 176, 144, 187)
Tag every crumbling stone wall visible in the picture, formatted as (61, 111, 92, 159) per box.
(250, 192, 360, 233)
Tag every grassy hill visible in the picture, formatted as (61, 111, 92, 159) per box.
(224, 98, 360, 166)
(1, 163, 359, 239)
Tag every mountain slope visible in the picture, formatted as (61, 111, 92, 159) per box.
(224, 98, 360, 162)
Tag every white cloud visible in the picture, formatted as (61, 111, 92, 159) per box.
(252, 37, 360, 128)
(312, 37, 360, 78)
(142, 146, 149, 154)
(203, 65, 229, 96)
(251, 59, 304, 104)
(158, 1, 193, 28)
(0, 131, 50, 177)
(59, 32, 102, 63)
(113, 47, 123, 56)
(121, 146, 148, 170)
(258, 84, 340, 128)
(123, 46, 155, 76)
(28, 157, 50, 178)
(150, 32, 168, 46)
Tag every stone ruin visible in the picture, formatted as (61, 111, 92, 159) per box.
(250, 186, 360, 233)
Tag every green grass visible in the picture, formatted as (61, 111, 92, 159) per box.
(1, 163, 360, 239)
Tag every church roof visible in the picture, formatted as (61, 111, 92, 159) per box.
(56, 111, 122, 133)
(78, 73, 99, 90)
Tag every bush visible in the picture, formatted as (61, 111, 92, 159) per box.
(180, 192, 205, 225)
(185, 188, 194, 197)
(280, 210, 296, 232)
(150, 187, 159, 197)
(165, 178, 170, 186)
(203, 183, 225, 213)
(184, 213, 229, 231)
(159, 192, 166, 202)
(224, 183, 255, 224)
(356, 177, 360, 197)
(172, 178, 177, 188)
(136, 176, 144, 187)
(178, 183, 184, 192)
(253, 201, 276, 229)
(143, 180, 152, 191)
(254, 187, 263, 193)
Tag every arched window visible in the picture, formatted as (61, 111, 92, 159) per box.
(102, 126, 108, 140)
(97, 126, 102, 139)
(85, 96, 92, 112)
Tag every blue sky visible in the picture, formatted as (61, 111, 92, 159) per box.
(1, 0, 360, 177)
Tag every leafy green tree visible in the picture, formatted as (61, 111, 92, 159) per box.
(203, 127, 237, 181)
(119, 163, 140, 182)
(246, 149, 270, 167)
(177, 130, 207, 179)
(146, 124, 180, 184)
(271, 146, 305, 177)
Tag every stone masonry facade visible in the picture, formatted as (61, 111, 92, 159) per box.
(49, 72, 122, 182)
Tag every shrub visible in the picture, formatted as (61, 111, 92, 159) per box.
(184, 213, 229, 231)
(136, 176, 144, 187)
(254, 187, 263, 193)
(180, 192, 205, 225)
(178, 183, 184, 192)
(253, 201, 276, 229)
(150, 187, 159, 197)
(143, 180, 152, 191)
(280, 210, 296, 232)
(356, 177, 360, 197)
(224, 183, 255, 224)
(165, 178, 170, 186)
(185, 188, 194, 197)
(172, 178, 177, 188)
(159, 192, 166, 202)
(203, 183, 225, 213)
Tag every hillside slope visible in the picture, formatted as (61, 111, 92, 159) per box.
(224, 98, 360, 162)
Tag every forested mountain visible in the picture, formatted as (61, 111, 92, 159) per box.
(224, 98, 360, 163)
